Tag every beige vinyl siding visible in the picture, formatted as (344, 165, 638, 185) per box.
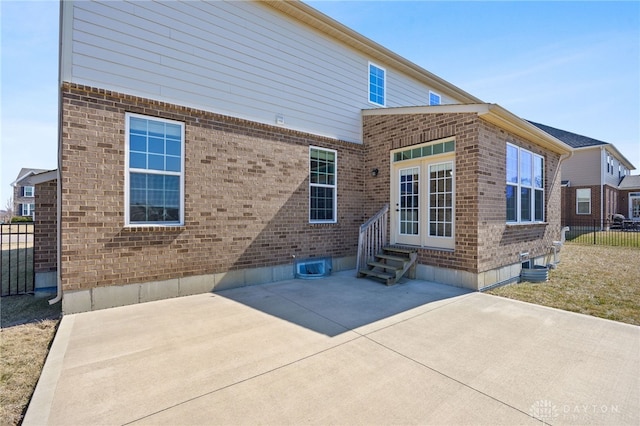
(561, 148, 602, 186)
(64, 0, 461, 143)
(603, 150, 624, 187)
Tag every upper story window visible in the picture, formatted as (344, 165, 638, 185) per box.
(429, 91, 441, 106)
(506, 143, 544, 223)
(22, 186, 34, 197)
(309, 147, 337, 223)
(368, 63, 386, 106)
(606, 154, 613, 174)
(125, 113, 184, 226)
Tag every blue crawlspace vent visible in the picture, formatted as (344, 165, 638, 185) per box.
(294, 257, 332, 279)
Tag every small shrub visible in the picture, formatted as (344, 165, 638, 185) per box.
(10, 217, 32, 223)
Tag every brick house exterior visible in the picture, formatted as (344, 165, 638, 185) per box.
(56, 0, 572, 313)
(11, 169, 59, 292)
(34, 179, 58, 291)
(11, 168, 46, 219)
(60, 83, 365, 303)
(363, 107, 565, 288)
(618, 175, 640, 222)
(530, 122, 637, 225)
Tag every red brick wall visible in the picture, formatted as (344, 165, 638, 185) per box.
(363, 113, 563, 275)
(363, 112, 481, 273)
(476, 121, 562, 272)
(34, 180, 57, 273)
(561, 185, 602, 225)
(61, 83, 366, 292)
(619, 190, 629, 218)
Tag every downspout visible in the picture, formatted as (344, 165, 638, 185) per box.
(549, 149, 573, 269)
(600, 147, 605, 230)
(49, 0, 65, 305)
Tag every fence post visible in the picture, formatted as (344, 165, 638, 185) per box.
(593, 219, 597, 245)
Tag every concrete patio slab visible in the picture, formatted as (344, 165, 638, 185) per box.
(24, 271, 639, 425)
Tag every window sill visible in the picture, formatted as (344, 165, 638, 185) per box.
(123, 224, 185, 232)
(506, 222, 548, 227)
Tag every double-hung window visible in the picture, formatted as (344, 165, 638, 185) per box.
(125, 113, 184, 226)
(506, 143, 544, 223)
(20, 203, 35, 216)
(576, 188, 591, 215)
(309, 147, 337, 223)
(22, 186, 34, 197)
(368, 63, 386, 106)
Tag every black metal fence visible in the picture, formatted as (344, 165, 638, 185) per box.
(562, 219, 640, 247)
(1, 223, 35, 296)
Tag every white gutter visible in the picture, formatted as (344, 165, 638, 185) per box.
(362, 103, 573, 156)
(49, 0, 65, 306)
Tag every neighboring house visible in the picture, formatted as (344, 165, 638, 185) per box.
(56, 0, 571, 313)
(618, 175, 640, 222)
(529, 122, 637, 225)
(11, 168, 47, 219)
(11, 169, 59, 292)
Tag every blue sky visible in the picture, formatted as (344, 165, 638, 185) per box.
(1, 1, 639, 206)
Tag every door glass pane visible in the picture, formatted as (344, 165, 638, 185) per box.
(399, 168, 419, 235)
(428, 162, 453, 237)
(632, 197, 640, 219)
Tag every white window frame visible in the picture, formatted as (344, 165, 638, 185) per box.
(576, 188, 591, 215)
(368, 62, 386, 107)
(20, 203, 35, 217)
(629, 193, 640, 220)
(506, 143, 545, 223)
(429, 91, 441, 106)
(309, 146, 337, 224)
(23, 186, 34, 197)
(124, 113, 185, 227)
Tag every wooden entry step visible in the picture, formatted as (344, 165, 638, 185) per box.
(357, 246, 418, 286)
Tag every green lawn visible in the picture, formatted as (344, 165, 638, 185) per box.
(488, 243, 640, 325)
(1, 248, 34, 296)
(566, 229, 640, 247)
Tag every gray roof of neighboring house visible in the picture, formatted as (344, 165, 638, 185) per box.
(528, 121, 636, 170)
(14, 168, 48, 183)
(527, 121, 607, 149)
(619, 175, 640, 190)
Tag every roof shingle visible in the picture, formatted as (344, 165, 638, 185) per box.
(528, 121, 608, 149)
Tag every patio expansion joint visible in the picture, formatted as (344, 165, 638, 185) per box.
(264, 289, 539, 423)
(126, 290, 531, 425)
(362, 335, 539, 422)
(355, 295, 539, 423)
(123, 333, 364, 425)
(123, 286, 367, 425)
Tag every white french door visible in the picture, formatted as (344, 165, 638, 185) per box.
(630, 193, 640, 220)
(397, 167, 421, 245)
(393, 156, 455, 249)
